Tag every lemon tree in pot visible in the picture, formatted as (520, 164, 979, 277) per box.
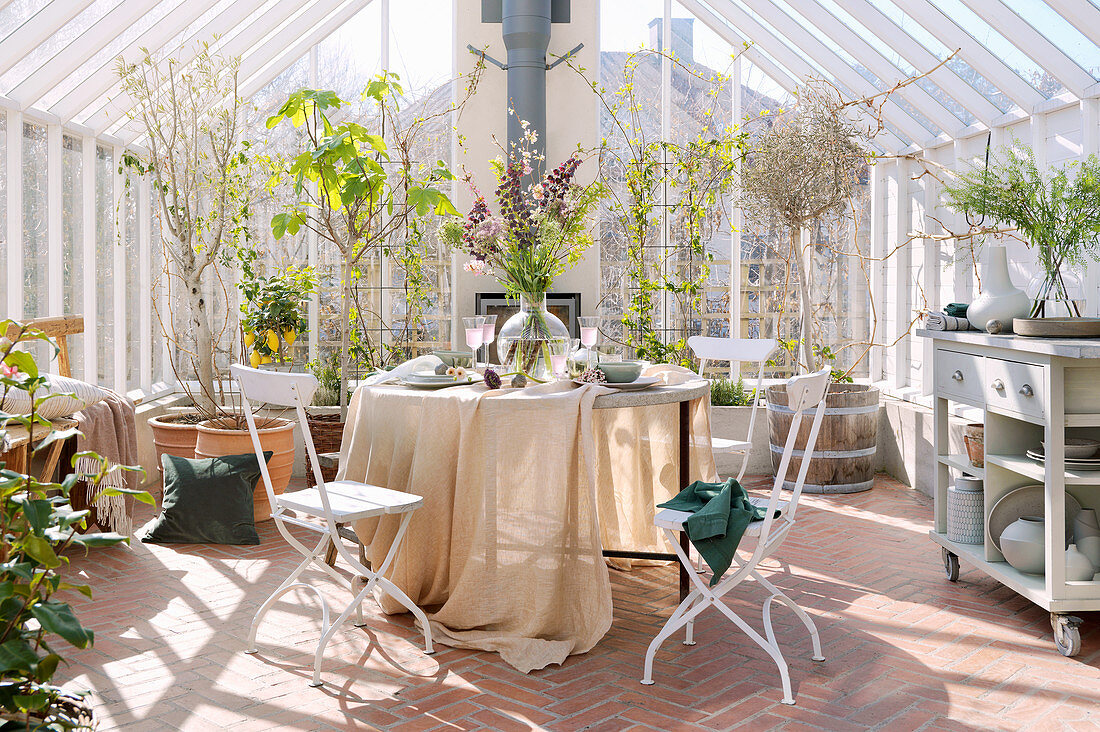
(238, 248, 316, 370)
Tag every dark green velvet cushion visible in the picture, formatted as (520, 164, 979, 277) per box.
(141, 452, 271, 546)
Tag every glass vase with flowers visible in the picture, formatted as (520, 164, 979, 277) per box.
(440, 149, 605, 380)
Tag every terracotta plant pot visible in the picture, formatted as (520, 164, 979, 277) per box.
(148, 413, 201, 469)
(963, 423, 984, 468)
(194, 418, 296, 522)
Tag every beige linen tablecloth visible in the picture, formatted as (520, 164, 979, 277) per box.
(341, 365, 714, 672)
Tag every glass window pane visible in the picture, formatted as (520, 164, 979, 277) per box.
(63, 134, 83, 379)
(1002, 0, 1100, 80)
(22, 121, 46, 320)
(96, 145, 113, 386)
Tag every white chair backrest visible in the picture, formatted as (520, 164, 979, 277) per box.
(750, 367, 831, 558)
(686, 336, 777, 375)
(231, 364, 319, 408)
(230, 364, 335, 523)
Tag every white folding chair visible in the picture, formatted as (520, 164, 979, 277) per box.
(642, 368, 830, 705)
(687, 336, 777, 483)
(231, 364, 434, 688)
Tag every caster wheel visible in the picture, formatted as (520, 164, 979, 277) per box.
(942, 548, 960, 582)
(1052, 614, 1082, 657)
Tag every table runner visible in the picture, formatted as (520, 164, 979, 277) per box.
(341, 365, 714, 672)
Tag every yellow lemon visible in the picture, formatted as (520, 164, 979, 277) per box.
(282, 328, 297, 346)
(249, 350, 262, 368)
(243, 331, 256, 347)
(260, 355, 273, 364)
(265, 329, 280, 351)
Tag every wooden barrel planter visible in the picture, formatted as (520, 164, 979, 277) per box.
(766, 383, 880, 494)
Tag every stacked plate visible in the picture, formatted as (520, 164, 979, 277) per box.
(573, 376, 660, 392)
(400, 372, 481, 390)
(1026, 447, 1100, 471)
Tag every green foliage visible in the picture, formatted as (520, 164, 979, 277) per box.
(573, 50, 744, 366)
(768, 339, 853, 383)
(711, 376, 755, 407)
(268, 72, 462, 400)
(942, 144, 1100, 278)
(237, 248, 316, 364)
(0, 321, 152, 729)
(306, 353, 342, 408)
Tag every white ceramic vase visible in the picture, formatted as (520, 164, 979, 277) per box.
(1000, 515, 1046, 575)
(967, 246, 1030, 333)
(1074, 508, 1100, 569)
(1066, 544, 1095, 582)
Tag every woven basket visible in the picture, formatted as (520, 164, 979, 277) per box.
(306, 413, 344, 486)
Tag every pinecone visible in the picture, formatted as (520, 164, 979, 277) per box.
(510, 373, 528, 389)
(483, 368, 502, 389)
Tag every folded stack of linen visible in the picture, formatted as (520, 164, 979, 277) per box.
(926, 303, 972, 331)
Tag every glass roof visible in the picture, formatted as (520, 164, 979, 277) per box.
(0, 0, 1097, 151)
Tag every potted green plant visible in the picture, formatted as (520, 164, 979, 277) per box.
(738, 83, 881, 494)
(942, 145, 1100, 320)
(710, 376, 771, 477)
(237, 248, 317, 370)
(0, 321, 153, 729)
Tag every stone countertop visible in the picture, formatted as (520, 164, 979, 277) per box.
(592, 380, 710, 409)
(916, 328, 1100, 359)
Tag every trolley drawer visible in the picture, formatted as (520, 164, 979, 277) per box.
(985, 357, 1045, 419)
(934, 348, 985, 406)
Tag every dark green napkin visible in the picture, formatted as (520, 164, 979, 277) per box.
(944, 303, 969, 318)
(658, 478, 771, 586)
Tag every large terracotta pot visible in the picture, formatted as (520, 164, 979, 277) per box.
(194, 418, 295, 521)
(148, 413, 201, 468)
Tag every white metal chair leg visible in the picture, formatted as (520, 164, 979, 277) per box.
(711, 601, 795, 705)
(641, 589, 706, 685)
(753, 570, 824, 662)
(247, 533, 331, 652)
(310, 577, 380, 686)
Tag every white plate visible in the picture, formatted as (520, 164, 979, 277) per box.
(1027, 449, 1100, 467)
(573, 376, 660, 391)
(400, 373, 481, 389)
(988, 484, 1082, 551)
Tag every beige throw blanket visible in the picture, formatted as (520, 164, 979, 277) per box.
(340, 364, 716, 672)
(75, 391, 139, 536)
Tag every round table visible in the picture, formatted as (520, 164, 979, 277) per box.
(336, 371, 714, 672)
(593, 381, 710, 599)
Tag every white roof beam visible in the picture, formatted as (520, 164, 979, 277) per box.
(90, 0, 316, 136)
(784, 0, 963, 134)
(895, 0, 1044, 110)
(0, 0, 98, 77)
(728, 0, 932, 144)
(695, 0, 905, 153)
(66, 0, 275, 128)
(679, 0, 798, 96)
(7, 0, 176, 109)
(957, 0, 1092, 98)
(239, 0, 375, 99)
(45, 0, 223, 122)
(1042, 0, 1100, 50)
(832, 0, 1000, 124)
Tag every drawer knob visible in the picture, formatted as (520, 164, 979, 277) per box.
(951, 370, 964, 382)
(992, 379, 1005, 391)
(1019, 384, 1034, 397)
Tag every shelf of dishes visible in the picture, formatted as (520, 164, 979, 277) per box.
(986, 453, 1100, 485)
(930, 532, 1100, 611)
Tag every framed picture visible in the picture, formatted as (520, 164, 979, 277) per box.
(475, 292, 582, 340)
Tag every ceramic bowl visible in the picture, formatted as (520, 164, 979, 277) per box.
(433, 350, 473, 368)
(1041, 438, 1100, 459)
(598, 360, 644, 383)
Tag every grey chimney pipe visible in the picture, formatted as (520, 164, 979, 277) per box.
(502, 0, 551, 181)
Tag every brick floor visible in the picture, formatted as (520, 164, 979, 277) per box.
(58, 475, 1100, 731)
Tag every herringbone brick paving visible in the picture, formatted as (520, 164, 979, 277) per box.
(57, 475, 1100, 731)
